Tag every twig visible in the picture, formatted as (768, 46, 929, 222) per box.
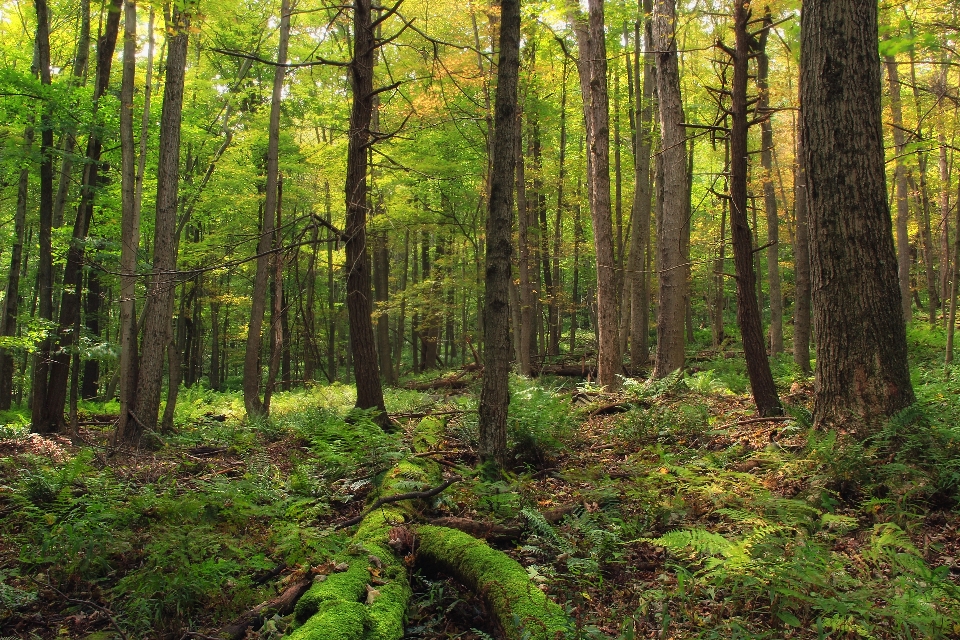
(389, 409, 470, 419)
(411, 450, 462, 458)
(336, 476, 461, 529)
(30, 577, 129, 640)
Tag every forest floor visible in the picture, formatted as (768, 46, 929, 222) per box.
(1, 327, 960, 639)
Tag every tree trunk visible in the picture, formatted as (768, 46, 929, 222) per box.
(117, 0, 141, 437)
(81, 271, 101, 399)
(727, 0, 781, 417)
(793, 122, 812, 374)
(38, 0, 122, 433)
(651, 0, 687, 379)
(30, 0, 54, 433)
(801, 0, 915, 433)
(0, 124, 31, 409)
(52, 0, 89, 229)
(757, 12, 783, 355)
(478, 0, 520, 472)
(243, 0, 290, 418)
(884, 53, 913, 323)
(516, 125, 533, 375)
(126, 5, 190, 443)
(345, 0, 388, 427)
(571, 0, 622, 389)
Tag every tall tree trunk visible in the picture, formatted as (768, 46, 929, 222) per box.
(478, 0, 519, 472)
(126, 5, 191, 444)
(571, 0, 622, 388)
(793, 122, 812, 374)
(117, 0, 141, 437)
(39, 0, 122, 434)
(727, 0, 780, 416)
(516, 125, 533, 375)
(757, 11, 783, 355)
(345, 0, 388, 426)
(651, 0, 687, 379)
(244, 0, 290, 418)
(30, 1, 54, 433)
(911, 159, 940, 324)
(395, 230, 409, 381)
(939, 132, 951, 317)
(884, 53, 913, 322)
(946, 177, 960, 364)
(52, 0, 90, 229)
(0, 125, 31, 409)
(81, 271, 101, 399)
(713, 139, 730, 348)
(550, 58, 568, 357)
(801, 0, 915, 433)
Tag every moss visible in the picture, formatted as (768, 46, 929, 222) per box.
(294, 558, 370, 623)
(365, 574, 412, 640)
(416, 525, 571, 640)
(285, 600, 369, 640)
(412, 416, 445, 452)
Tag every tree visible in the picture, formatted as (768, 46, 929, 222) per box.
(344, 0, 388, 427)
(243, 0, 291, 419)
(125, 3, 192, 444)
(800, 0, 915, 432)
(651, 0, 688, 379)
(478, 0, 520, 472)
(570, 0, 621, 390)
(723, 0, 780, 417)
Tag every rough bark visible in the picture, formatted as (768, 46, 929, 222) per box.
(344, 0, 388, 427)
(727, 0, 780, 416)
(125, 6, 190, 443)
(243, 0, 290, 418)
(801, 0, 915, 433)
(478, 0, 520, 471)
(651, 0, 688, 379)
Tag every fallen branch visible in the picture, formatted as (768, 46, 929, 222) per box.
(218, 572, 313, 639)
(336, 475, 461, 529)
(390, 409, 469, 420)
(426, 516, 524, 543)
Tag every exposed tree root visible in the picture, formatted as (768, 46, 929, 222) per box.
(219, 572, 313, 639)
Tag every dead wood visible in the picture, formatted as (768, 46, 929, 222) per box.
(426, 516, 525, 543)
(218, 573, 313, 639)
(336, 475, 461, 529)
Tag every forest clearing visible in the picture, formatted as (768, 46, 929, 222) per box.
(2, 0, 960, 636)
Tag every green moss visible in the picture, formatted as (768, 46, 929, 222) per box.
(417, 525, 571, 640)
(294, 559, 369, 623)
(412, 416, 445, 452)
(365, 575, 412, 640)
(285, 600, 369, 640)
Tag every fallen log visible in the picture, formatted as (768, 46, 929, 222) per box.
(219, 572, 313, 639)
(403, 378, 468, 391)
(426, 516, 524, 543)
(533, 364, 597, 378)
(417, 525, 571, 640)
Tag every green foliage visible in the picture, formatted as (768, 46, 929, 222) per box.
(508, 378, 575, 466)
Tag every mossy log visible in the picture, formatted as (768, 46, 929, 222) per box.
(283, 417, 570, 640)
(416, 525, 571, 640)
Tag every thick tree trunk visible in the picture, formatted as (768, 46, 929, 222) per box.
(571, 0, 622, 389)
(345, 0, 388, 426)
(478, 0, 520, 472)
(651, 0, 687, 379)
(52, 0, 89, 229)
(126, 6, 190, 443)
(244, 0, 290, 418)
(728, 0, 781, 417)
(801, 0, 915, 433)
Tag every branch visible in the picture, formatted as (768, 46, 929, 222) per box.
(30, 578, 129, 640)
(336, 476, 461, 529)
(210, 47, 348, 68)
